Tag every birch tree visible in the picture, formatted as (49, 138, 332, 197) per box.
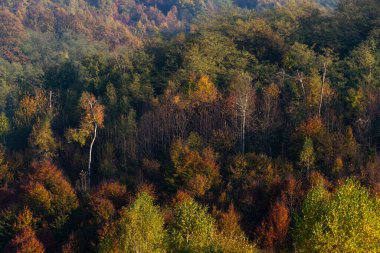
(318, 50, 333, 117)
(231, 72, 255, 154)
(67, 92, 104, 188)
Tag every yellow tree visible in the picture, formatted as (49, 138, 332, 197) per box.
(14, 90, 57, 159)
(299, 137, 315, 172)
(217, 203, 257, 253)
(0, 112, 10, 140)
(98, 192, 166, 253)
(67, 92, 104, 188)
(293, 179, 380, 252)
(189, 75, 219, 104)
(13, 91, 48, 127)
(25, 160, 79, 229)
(29, 117, 57, 160)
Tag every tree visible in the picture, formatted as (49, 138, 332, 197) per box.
(0, 8, 27, 62)
(117, 109, 138, 165)
(318, 50, 333, 117)
(29, 117, 57, 160)
(13, 91, 49, 127)
(258, 201, 290, 251)
(0, 146, 11, 186)
(182, 31, 251, 81)
(168, 137, 220, 196)
(334, 0, 380, 54)
(189, 75, 219, 104)
(12, 207, 35, 233)
(217, 203, 257, 253)
(293, 179, 380, 252)
(0, 112, 10, 140)
(5, 226, 45, 253)
(67, 92, 104, 188)
(257, 83, 281, 153)
(25, 160, 78, 230)
(231, 72, 255, 153)
(347, 40, 378, 87)
(98, 192, 166, 253)
(284, 43, 317, 75)
(169, 197, 216, 252)
(90, 182, 128, 223)
(284, 43, 335, 117)
(299, 137, 315, 172)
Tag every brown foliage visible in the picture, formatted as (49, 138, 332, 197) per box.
(14, 96, 38, 127)
(172, 190, 192, 205)
(306, 170, 331, 189)
(0, 146, 12, 186)
(79, 92, 105, 129)
(257, 201, 290, 251)
(90, 182, 129, 222)
(13, 207, 34, 233)
(24, 160, 78, 225)
(170, 139, 220, 196)
(297, 116, 324, 138)
(361, 156, 380, 197)
(280, 175, 304, 211)
(95, 182, 128, 208)
(186, 174, 211, 197)
(29, 118, 57, 160)
(5, 226, 45, 253)
(90, 196, 115, 223)
(218, 203, 244, 237)
(24, 3, 55, 32)
(0, 8, 27, 62)
(136, 183, 157, 200)
(61, 233, 79, 253)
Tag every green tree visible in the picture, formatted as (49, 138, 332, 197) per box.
(98, 192, 166, 253)
(293, 179, 380, 253)
(347, 40, 378, 87)
(182, 31, 251, 82)
(299, 137, 315, 172)
(29, 117, 57, 160)
(169, 198, 216, 252)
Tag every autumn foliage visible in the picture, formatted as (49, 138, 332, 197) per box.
(24, 160, 78, 229)
(258, 201, 290, 251)
(5, 226, 45, 253)
(0, 0, 380, 252)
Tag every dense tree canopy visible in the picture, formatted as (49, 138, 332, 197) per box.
(0, 0, 379, 252)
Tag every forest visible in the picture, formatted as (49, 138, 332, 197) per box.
(0, 0, 380, 252)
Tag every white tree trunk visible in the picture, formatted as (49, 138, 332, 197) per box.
(319, 63, 327, 117)
(88, 123, 97, 188)
(297, 70, 306, 107)
(242, 109, 246, 154)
